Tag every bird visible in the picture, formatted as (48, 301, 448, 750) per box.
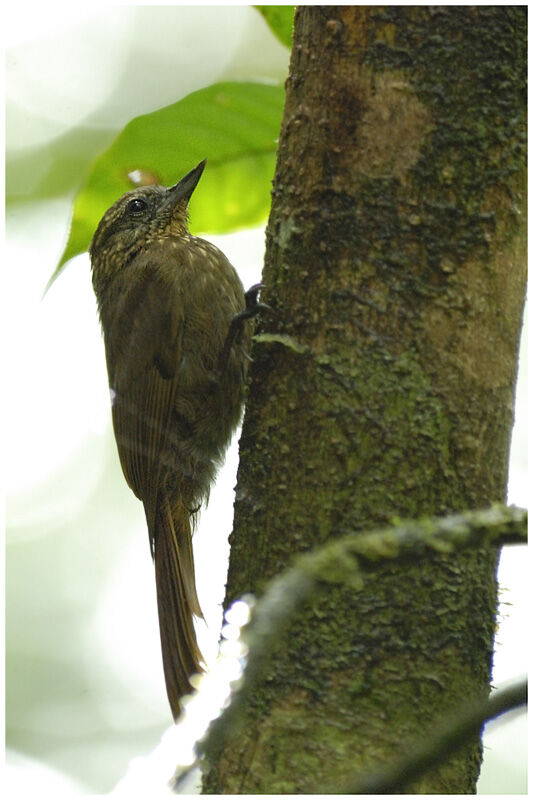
(89, 159, 264, 719)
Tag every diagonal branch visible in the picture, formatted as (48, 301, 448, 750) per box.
(196, 504, 526, 766)
(333, 678, 527, 794)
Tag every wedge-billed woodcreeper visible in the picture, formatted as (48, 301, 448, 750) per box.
(89, 160, 263, 719)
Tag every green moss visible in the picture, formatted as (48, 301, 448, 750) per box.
(208, 6, 525, 794)
(361, 6, 526, 274)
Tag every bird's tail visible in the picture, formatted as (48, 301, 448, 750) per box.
(154, 494, 204, 721)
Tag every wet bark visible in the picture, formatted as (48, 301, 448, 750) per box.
(203, 6, 526, 793)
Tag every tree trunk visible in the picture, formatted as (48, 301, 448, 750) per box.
(203, 6, 526, 793)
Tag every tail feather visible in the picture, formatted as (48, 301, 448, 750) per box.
(154, 495, 204, 720)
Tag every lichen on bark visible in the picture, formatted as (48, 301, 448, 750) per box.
(202, 6, 526, 794)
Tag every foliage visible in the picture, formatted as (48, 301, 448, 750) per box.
(255, 6, 295, 49)
(49, 81, 284, 287)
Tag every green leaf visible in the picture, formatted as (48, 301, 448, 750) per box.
(255, 6, 295, 49)
(49, 81, 284, 288)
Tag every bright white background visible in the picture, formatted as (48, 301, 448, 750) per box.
(4, 3, 528, 795)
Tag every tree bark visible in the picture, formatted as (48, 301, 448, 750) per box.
(203, 6, 526, 793)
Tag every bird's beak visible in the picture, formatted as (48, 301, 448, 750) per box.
(166, 159, 207, 207)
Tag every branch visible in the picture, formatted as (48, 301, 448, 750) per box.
(197, 504, 526, 765)
(333, 678, 527, 794)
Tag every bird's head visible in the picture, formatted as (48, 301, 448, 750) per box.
(89, 159, 207, 276)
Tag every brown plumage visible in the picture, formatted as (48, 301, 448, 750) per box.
(89, 161, 257, 719)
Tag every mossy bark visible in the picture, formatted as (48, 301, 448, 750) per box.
(203, 6, 526, 794)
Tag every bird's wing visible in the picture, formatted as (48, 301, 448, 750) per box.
(103, 260, 184, 543)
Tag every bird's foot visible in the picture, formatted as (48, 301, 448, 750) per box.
(218, 284, 271, 374)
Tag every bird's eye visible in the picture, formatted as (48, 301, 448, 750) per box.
(126, 198, 148, 215)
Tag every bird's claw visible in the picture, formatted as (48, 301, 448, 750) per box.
(217, 284, 271, 375)
(238, 283, 272, 321)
